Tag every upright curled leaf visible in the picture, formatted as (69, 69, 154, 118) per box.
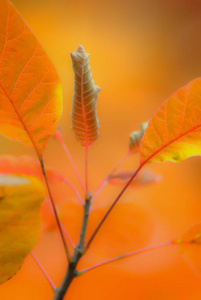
(129, 122, 148, 152)
(0, 0, 62, 155)
(70, 45, 100, 147)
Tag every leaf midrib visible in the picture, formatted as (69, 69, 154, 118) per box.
(140, 122, 201, 164)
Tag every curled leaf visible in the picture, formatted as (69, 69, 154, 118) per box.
(108, 169, 161, 188)
(70, 45, 100, 147)
(0, 0, 62, 155)
(129, 122, 148, 152)
(140, 78, 201, 164)
(0, 174, 45, 284)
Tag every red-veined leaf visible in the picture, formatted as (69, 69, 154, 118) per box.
(108, 169, 161, 188)
(70, 45, 100, 147)
(0, 0, 62, 155)
(0, 155, 67, 185)
(140, 78, 201, 164)
(0, 174, 45, 284)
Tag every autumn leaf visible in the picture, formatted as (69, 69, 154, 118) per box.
(108, 169, 161, 188)
(0, 155, 66, 185)
(70, 45, 100, 147)
(0, 174, 45, 284)
(0, 0, 62, 155)
(174, 222, 201, 274)
(140, 78, 201, 164)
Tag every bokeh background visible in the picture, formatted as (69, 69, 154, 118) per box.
(1, 0, 201, 299)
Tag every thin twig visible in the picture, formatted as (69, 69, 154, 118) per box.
(40, 158, 72, 263)
(91, 151, 131, 202)
(77, 241, 173, 276)
(61, 225, 75, 248)
(61, 177, 84, 205)
(58, 131, 85, 191)
(30, 251, 56, 291)
(85, 146, 89, 199)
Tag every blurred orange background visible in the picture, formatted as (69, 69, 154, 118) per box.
(0, 0, 201, 299)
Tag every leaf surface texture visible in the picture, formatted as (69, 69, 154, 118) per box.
(0, 0, 62, 154)
(140, 78, 201, 163)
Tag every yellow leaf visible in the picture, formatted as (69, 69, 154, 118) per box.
(70, 45, 100, 147)
(174, 222, 201, 275)
(0, 0, 62, 155)
(140, 78, 201, 164)
(0, 174, 45, 284)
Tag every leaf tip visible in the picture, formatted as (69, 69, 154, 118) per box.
(76, 44, 85, 52)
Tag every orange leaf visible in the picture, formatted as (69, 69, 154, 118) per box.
(140, 78, 201, 164)
(70, 45, 100, 147)
(0, 0, 62, 155)
(0, 155, 65, 185)
(108, 169, 161, 188)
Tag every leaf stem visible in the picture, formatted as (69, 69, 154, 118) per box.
(85, 146, 89, 199)
(30, 251, 56, 291)
(91, 151, 131, 202)
(53, 195, 91, 300)
(57, 129, 85, 191)
(77, 241, 173, 276)
(61, 224, 75, 248)
(85, 162, 146, 249)
(40, 158, 72, 263)
(61, 177, 84, 205)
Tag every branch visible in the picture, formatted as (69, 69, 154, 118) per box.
(53, 194, 91, 300)
(30, 251, 56, 291)
(77, 241, 173, 276)
(55, 128, 85, 191)
(40, 158, 72, 263)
